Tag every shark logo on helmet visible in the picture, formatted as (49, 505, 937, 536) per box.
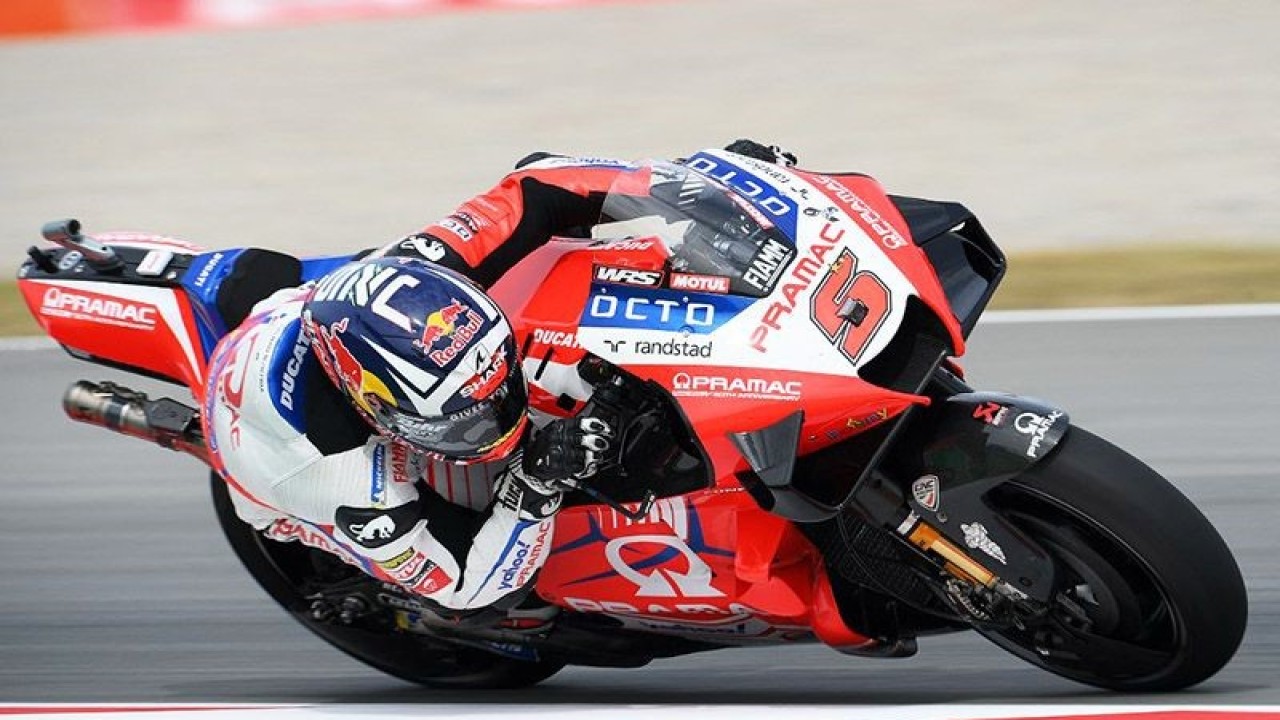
(460, 347, 507, 400)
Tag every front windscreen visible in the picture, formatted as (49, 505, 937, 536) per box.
(595, 161, 796, 297)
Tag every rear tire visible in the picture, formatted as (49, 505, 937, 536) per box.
(977, 426, 1247, 691)
(209, 473, 565, 690)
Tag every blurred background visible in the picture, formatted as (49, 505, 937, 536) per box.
(2, 2, 1278, 702)
(2, 0, 1277, 261)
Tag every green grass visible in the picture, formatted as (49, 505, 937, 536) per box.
(989, 244, 1280, 310)
(1, 281, 37, 337)
(4, 244, 1278, 337)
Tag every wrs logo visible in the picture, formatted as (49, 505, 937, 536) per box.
(593, 265, 663, 287)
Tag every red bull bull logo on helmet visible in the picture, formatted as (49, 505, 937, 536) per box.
(417, 299, 484, 368)
(418, 299, 465, 349)
(311, 317, 363, 393)
(305, 314, 398, 414)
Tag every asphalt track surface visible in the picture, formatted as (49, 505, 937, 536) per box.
(0, 312, 1277, 704)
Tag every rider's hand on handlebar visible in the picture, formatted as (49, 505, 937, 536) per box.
(521, 416, 615, 493)
(723, 138, 798, 167)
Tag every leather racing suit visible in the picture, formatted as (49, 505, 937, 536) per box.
(203, 152, 634, 613)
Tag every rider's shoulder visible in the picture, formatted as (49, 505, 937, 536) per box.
(211, 299, 311, 429)
(254, 311, 312, 426)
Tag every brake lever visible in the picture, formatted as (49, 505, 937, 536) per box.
(573, 483, 655, 522)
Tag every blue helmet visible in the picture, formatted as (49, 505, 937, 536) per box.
(301, 257, 527, 463)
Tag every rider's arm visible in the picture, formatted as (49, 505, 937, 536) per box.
(257, 438, 561, 612)
(205, 310, 564, 612)
(375, 155, 634, 287)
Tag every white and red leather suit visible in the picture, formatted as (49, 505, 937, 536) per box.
(202, 154, 634, 612)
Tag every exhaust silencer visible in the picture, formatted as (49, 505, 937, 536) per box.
(63, 380, 209, 464)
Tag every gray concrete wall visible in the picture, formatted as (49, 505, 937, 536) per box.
(2, 0, 1277, 258)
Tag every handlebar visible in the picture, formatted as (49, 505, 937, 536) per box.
(41, 218, 123, 271)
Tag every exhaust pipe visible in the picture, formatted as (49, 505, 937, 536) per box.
(63, 380, 210, 465)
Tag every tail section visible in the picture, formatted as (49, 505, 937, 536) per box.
(19, 247, 211, 394)
(19, 219, 359, 399)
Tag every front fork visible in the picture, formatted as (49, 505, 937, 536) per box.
(862, 385, 1071, 605)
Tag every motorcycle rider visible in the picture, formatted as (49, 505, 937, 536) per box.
(202, 139, 797, 628)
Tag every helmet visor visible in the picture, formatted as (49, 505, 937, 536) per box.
(368, 366, 528, 461)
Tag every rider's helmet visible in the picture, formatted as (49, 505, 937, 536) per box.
(301, 256, 527, 463)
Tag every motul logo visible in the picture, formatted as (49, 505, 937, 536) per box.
(40, 286, 158, 330)
(669, 272, 730, 294)
(594, 265, 662, 287)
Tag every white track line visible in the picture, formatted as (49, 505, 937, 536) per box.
(979, 302, 1280, 324)
(0, 336, 56, 351)
(0, 704, 1278, 720)
(3, 303, 1277, 353)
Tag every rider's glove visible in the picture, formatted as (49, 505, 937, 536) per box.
(522, 416, 615, 493)
(723, 139, 798, 167)
(494, 418, 615, 522)
(494, 454, 565, 521)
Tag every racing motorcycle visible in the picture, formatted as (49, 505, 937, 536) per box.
(15, 150, 1247, 692)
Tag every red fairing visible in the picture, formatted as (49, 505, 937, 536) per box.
(492, 237, 881, 646)
(801, 171, 966, 357)
(634, 365, 915, 458)
(489, 237, 601, 343)
(537, 492, 869, 644)
(18, 278, 208, 392)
